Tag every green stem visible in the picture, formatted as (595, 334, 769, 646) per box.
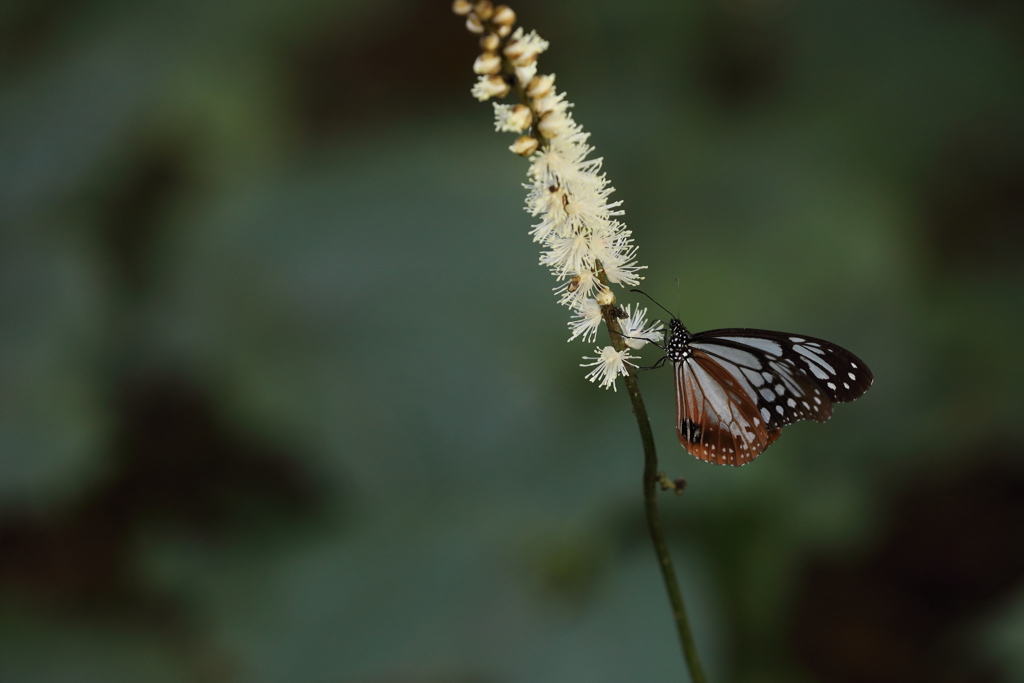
(605, 310, 709, 683)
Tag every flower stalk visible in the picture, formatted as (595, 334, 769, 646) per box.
(605, 310, 708, 683)
(452, 3, 708, 680)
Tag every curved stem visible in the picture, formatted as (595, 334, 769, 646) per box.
(605, 311, 709, 683)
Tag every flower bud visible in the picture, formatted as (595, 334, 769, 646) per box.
(495, 24, 512, 38)
(526, 74, 554, 99)
(476, 75, 510, 100)
(514, 64, 536, 86)
(510, 135, 539, 156)
(504, 39, 539, 67)
(596, 287, 616, 306)
(492, 5, 516, 26)
(509, 103, 532, 129)
(474, 0, 494, 20)
(473, 51, 502, 75)
(466, 13, 485, 33)
(452, 0, 473, 15)
(508, 104, 533, 130)
(503, 40, 525, 61)
(513, 51, 537, 67)
(480, 33, 500, 52)
(537, 110, 565, 138)
(533, 93, 559, 116)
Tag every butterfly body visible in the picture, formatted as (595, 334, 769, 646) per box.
(662, 318, 873, 466)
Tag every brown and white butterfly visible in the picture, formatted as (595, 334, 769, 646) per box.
(651, 318, 873, 466)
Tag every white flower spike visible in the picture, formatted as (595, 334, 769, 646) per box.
(459, 4, 650, 390)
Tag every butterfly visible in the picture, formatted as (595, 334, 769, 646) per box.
(633, 294, 873, 466)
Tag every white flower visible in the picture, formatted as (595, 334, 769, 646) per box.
(594, 229, 645, 286)
(471, 75, 510, 101)
(538, 110, 569, 138)
(514, 63, 538, 89)
(619, 305, 664, 349)
(567, 298, 603, 342)
(526, 186, 567, 244)
(510, 28, 550, 55)
(493, 103, 514, 130)
(540, 232, 593, 278)
(555, 270, 601, 308)
(581, 346, 637, 391)
(504, 28, 550, 66)
(588, 227, 630, 267)
(493, 103, 532, 133)
(601, 253, 645, 286)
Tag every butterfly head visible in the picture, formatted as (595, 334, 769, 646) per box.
(666, 318, 691, 363)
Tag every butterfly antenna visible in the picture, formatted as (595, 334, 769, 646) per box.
(675, 278, 681, 318)
(629, 288, 676, 319)
(608, 327, 666, 350)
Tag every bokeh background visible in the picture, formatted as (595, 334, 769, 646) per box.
(2, 0, 1024, 681)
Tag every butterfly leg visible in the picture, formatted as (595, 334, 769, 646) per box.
(609, 329, 665, 350)
(636, 356, 668, 372)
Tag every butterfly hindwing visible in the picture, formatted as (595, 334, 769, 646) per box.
(676, 351, 781, 466)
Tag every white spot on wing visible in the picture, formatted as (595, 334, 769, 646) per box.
(717, 337, 783, 356)
(802, 358, 830, 380)
(795, 345, 836, 375)
(692, 342, 762, 369)
(690, 361, 733, 421)
(742, 368, 765, 387)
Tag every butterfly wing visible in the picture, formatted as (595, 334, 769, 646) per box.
(693, 328, 874, 405)
(676, 328, 873, 465)
(675, 351, 782, 466)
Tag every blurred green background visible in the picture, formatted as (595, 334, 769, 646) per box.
(2, 0, 1024, 681)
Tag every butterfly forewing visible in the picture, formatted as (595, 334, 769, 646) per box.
(673, 326, 873, 465)
(696, 329, 873, 403)
(689, 339, 834, 428)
